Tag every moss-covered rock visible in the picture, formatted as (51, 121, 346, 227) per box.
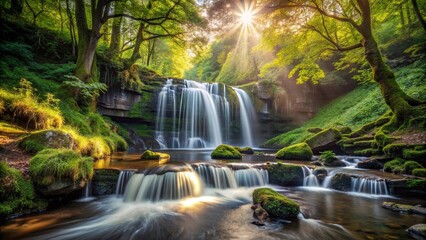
(29, 149, 93, 196)
(383, 143, 408, 158)
(304, 128, 341, 153)
(388, 179, 426, 197)
(403, 148, 426, 163)
(413, 168, 426, 177)
(234, 146, 254, 154)
(20, 129, 74, 154)
(403, 161, 423, 175)
(0, 162, 46, 220)
(307, 127, 323, 134)
(335, 126, 352, 135)
(140, 150, 170, 163)
(267, 163, 304, 186)
(356, 159, 383, 169)
(330, 173, 352, 191)
(353, 148, 381, 157)
(211, 144, 242, 159)
(252, 188, 300, 219)
(91, 169, 121, 196)
(276, 143, 313, 161)
(383, 158, 405, 173)
(383, 202, 426, 215)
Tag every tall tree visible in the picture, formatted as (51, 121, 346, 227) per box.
(264, 0, 424, 129)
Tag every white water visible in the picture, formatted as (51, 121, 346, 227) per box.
(115, 170, 135, 195)
(302, 166, 320, 187)
(154, 79, 257, 149)
(233, 88, 256, 147)
(351, 177, 389, 195)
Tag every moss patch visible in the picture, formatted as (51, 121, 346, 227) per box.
(29, 149, 93, 191)
(304, 128, 341, 150)
(0, 162, 46, 219)
(20, 129, 73, 154)
(267, 163, 304, 186)
(252, 188, 300, 219)
(234, 146, 254, 154)
(276, 143, 313, 160)
(211, 144, 242, 159)
(412, 169, 426, 177)
(384, 158, 406, 173)
(403, 161, 423, 175)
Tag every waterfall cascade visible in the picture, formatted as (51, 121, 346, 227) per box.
(116, 170, 135, 195)
(302, 166, 320, 187)
(351, 177, 389, 195)
(155, 79, 258, 149)
(122, 164, 268, 202)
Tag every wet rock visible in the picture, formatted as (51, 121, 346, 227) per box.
(304, 128, 342, 154)
(313, 167, 327, 176)
(330, 173, 353, 191)
(388, 179, 426, 198)
(382, 202, 426, 215)
(252, 188, 300, 219)
(251, 203, 270, 225)
(276, 143, 313, 161)
(211, 144, 242, 159)
(357, 159, 384, 169)
(324, 159, 347, 167)
(407, 224, 426, 240)
(20, 130, 74, 154)
(267, 163, 304, 186)
(92, 169, 120, 196)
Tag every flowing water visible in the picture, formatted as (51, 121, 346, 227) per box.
(2, 153, 424, 240)
(154, 79, 258, 149)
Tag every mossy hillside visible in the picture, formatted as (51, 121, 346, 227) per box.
(29, 149, 94, 189)
(304, 128, 341, 150)
(413, 169, 426, 177)
(403, 161, 423, 175)
(267, 163, 304, 186)
(263, 61, 426, 148)
(211, 144, 242, 159)
(252, 188, 300, 219)
(0, 162, 46, 219)
(384, 158, 406, 173)
(276, 143, 313, 160)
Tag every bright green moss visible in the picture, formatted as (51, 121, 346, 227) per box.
(267, 163, 304, 186)
(403, 161, 423, 175)
(252, 188, 300, 219)
(234, 146, 254, 154)
(384, 158, 406, 173)
(412, 169, 426, 177)
(276, 143, 313, 160)
(211, 144, 242, 159)
(140, 150, 160, 160)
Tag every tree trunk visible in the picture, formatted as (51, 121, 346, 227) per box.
(9, 0, 24, 15)
(123, 23, 145, 69)
(411, 0, 426, 32)
(109, 2, 124, 58)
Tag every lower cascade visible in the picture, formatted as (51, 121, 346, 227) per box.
(116, 170, 135, 195)
(351, 177, 389, 195)
(123, 164, 269, 202)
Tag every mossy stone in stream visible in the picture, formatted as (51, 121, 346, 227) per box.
(276, 143, 313, 161)
(252, 188, 299, 219)
(267, 163, 304, 186)
(211, 144, 242, 159)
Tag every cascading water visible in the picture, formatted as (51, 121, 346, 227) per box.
(302, 166, 320, 187)
(351, 177, 389, 195)
(234, 168, 268, 187)
(115, 170, 135, 195)
(233, 88, 257, 147)
(194, 164, 238, 189)
(154, 79, 257, 149)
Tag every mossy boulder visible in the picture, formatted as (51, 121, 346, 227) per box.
(304, 128, 341, 154)
(307, 127, 323, 134)
(91, 169, 120, 196)
(140, 150, 170, 163)
(211, 144, 242, 159)
(20, 129, 74, 154)
(403, 161, 423, 175)
(388, 179, 426, 197)
(267, 163, 304, 186)
(276, 143, 313, 161)
(234, 146, 254, 154)
(0, 162, 46, 220)
(318, 150, 346, 167)
(407, 224, 426, 240)
(382, 202, 426, 215)
(330, 173, 352, 191)
(383, 158, 405, 173)
(413, 168, 426, 177)
(252, 188, 300, 219)
(29, 149, 93, 196)
(403, 148, 426, 163)
(335, 126, 352, 135)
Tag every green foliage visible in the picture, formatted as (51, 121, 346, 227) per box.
(61, 75, 108, 109)
(264, 61, 426, 148)
(353, 148, 381, 157)
(383, 143, 408, 158)
(211, 144, 242, 159)
(406, 179, 426, 190)
(252, 188, 300, 219)
(412, 169, 426, 177)
(276, 143, 313, 160)
(0, 162, 44, 218)
(267, 163, 304, 186)
(319, 151, 337, 164)
(29, 149, 94, 186)
(403, 148, 426, 161)
(403, 161, 423, 175)
(20, 129, 73, 154)
(384, 158, 406, 173)
(374, 131, 393, 148)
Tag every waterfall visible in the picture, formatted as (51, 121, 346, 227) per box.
(154, 79, 257, 149)
(233, 88, 256, 147)
(193, 164, 268, 188)
(234, 168, 268, 187)
(83, 181, 92, 198)
(123, 171, 203, 202)
(115, 170, 135, 195)
(155, 79, 177, 149)
(351, 177, 389, 195)
(302, 166, 320, 187)
(194, 164, 238, 189)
